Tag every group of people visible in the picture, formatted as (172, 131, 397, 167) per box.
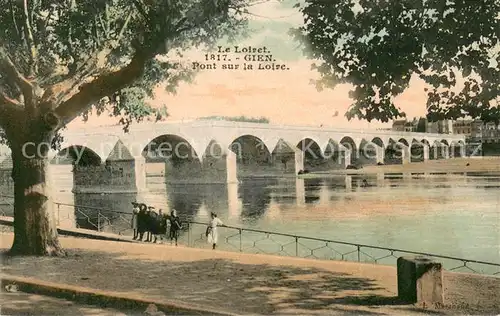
(130, 202, 182, 245)
(130, 202, 226, 250)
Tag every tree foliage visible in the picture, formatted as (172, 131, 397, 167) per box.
(0, 0, 253, 147)
(292, 0, 500, 123)
(416, 117, 427, 132)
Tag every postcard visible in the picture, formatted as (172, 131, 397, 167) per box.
(1, 0, 499, 315)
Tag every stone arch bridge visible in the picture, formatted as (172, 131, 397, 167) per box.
(0, 120, 466, 191)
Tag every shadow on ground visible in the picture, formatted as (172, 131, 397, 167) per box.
(0, 247, 423, 315)
(1, 291, 137, 316)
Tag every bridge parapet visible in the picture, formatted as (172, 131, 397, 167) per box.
(0, 121, 467, 165)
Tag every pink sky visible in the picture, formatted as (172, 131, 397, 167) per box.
(67, 60, 430, 131)
(67, 1, 431, 131)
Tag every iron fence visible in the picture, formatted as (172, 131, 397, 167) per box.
(181, 221, 500, 276)
(0, 194, 14, 233)
(0, 194, 13, 215)
(0, 194, 499, 276)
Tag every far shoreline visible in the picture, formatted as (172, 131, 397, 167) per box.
(298, 157, 500, 178)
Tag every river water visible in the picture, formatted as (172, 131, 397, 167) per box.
(37, 170, 499, 265)
(0, 169, 497, 266)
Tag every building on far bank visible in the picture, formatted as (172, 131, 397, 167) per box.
(391, 118, 421, 132)
(391, 120, 407, 132)
(392, 117, 500, 156)
(426, 120, 453, 134)
(392, 118, 453, 134)
(452, 119, 500, 143)
(452, 120, 472, 135)
(482, 122, 500, 143)
(452, 119, 484, 142)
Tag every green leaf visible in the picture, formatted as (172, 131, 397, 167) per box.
(0, 0, 250, 138)
(293, 0, 500, 122)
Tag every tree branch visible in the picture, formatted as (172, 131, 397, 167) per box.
(117, 11, 133, 40)
(22, 0, 38, 77)
(54, 49, 154, 125)
(0, 48, 34, 109)
(9, 0, 22, 42)
(0, 94, 24, 130)
(0, 89, 22, 108)
(42, 10, 134, 111)
(41, 46, 113, 108)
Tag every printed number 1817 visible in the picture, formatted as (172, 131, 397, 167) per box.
(205, 54, 228, 61)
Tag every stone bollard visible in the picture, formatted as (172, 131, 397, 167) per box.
(397, 256, 444, 306)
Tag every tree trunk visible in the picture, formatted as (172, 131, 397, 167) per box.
(9, 138, 64, 256)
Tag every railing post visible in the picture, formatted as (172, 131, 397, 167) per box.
(357, 245, 360, 262)
(56, 203, 60, 226)
(187, 222, 191, 247)
(295, 236, 298, 257)
(97, 212, 101, 232)
(239, 228, 242, 252)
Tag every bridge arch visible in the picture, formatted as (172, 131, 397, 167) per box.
(295, 138, 326, 172)
(296, 138, 323, 159)
(142, 134, 201, 162)
(141, 134, 203, 183)
(49, 145, 104, 194)
(418, 139, 439, 160)
(427, 140, 447, 160)
(321, 139, 351, 169)
(339, 136, 357, 151)
(230, 134, 272, 164)
(339, 136, 357, 165)
(358, 139, 380, 165)
(194, 138, 236, 183)
(383, 138, 406, 165)
(397, 138, 410, 147)
(432, 140, 443, 147)
(371, 137, 385, 148)
(228, 135, 275, 178)
(203, 140, 224, 160)
(270, 138, 297, 173)
(450, 140, 466, 158)
(410, 139, 426, 162)
(51, 145, 102, 166)
(421, 139, 431, 147)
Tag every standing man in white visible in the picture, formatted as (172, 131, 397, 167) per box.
(206, 212, 224, 250)
(131, 202, 139, 240)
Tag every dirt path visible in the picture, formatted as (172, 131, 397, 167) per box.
(1, 291, 136, 316)
(1, 233, 499, 315)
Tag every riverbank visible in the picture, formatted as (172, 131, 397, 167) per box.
(298, 157, 500, 178)
(1, 233, 499, 315)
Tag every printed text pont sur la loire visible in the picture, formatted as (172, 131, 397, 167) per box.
(192, 46, 290, 71)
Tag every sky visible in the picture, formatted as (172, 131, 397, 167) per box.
(67, 0, 431, 131)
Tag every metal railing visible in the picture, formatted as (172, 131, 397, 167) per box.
(0, 194, 14, 233)
(0, 194, 499, 276)
(182, 221, 500, 276)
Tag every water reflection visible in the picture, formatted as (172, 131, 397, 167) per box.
(295, 178, 305, 205)
(72, 193, 136, 231)
(239, 178, 273, 224)
(1, 170, 499, 263)
(304, 178, 322, 204)
(165, 184, 207, 222)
